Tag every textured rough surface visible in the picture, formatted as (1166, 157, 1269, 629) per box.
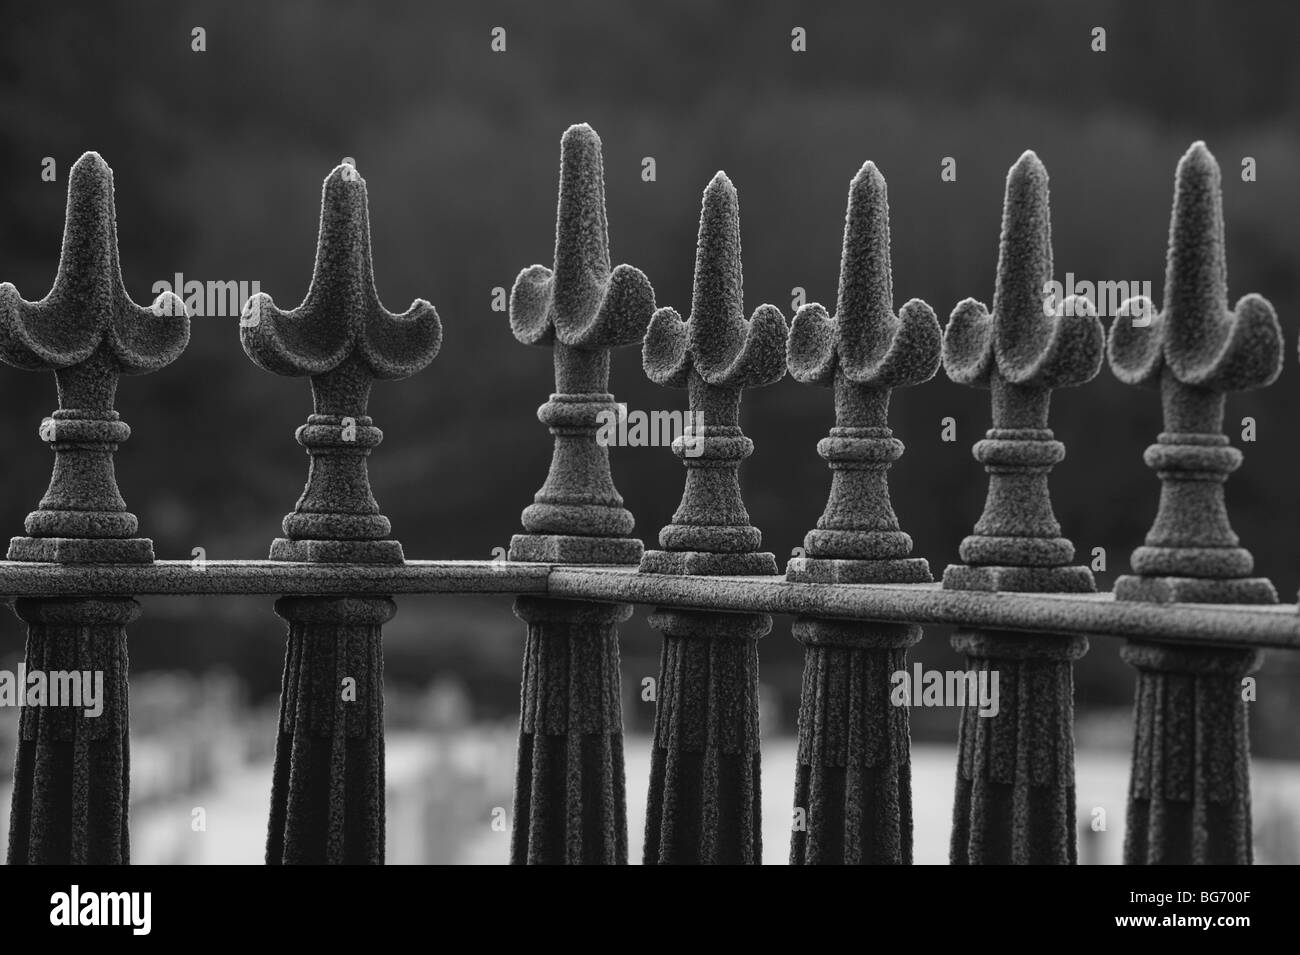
(266, 596, 392, 864)
(942, 151, 1104, 592)
(1108, 141, 1282, 603)
(511, 597, 631, 864)
(241, 162, 441, 565)
(638, 171, 785, 865)
(1108, 143, 1282, 867)
(640, 170, 788, 576)
(941, 151, 1104, 865)
(786, 161, 941, 584)
(0, 560, 1292, 646)
(1122, 641, 1260, 864)
(506, 126, 653, 865)
(546, 567, 1300, 647)
(0, 154, 183, 867)
(790, 618, 920, 864)
(0, 152, 189, 563)
(643, 608, 771, 864)
(0, 559, 552, 595)
(0, 141, 1287, 870)
(509, 124, 655, 564)
(784, 163, 939, 865)
(7, 597, 136, 865)
(949, 629, 1088, 864)
(242, 163, 437, 865)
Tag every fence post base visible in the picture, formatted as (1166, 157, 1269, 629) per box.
(949, 629, 1088, 865)
(510, 596, 631, 864)
(1122, 640, 1261, 865)
(789, 618, 920, 865)
(7, 596, 135, 865)
(643, 608, 770, 865)
(266, 595, 393, 865)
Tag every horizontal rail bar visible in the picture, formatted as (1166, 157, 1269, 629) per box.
(0, 560, 1295, 650)
(0, 560, 552, 596)
(548, 568, 1300, 650)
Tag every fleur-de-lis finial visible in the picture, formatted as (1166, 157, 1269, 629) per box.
(639, 173, 786, 858)
(640, 171, 789, 575)
(1108, 141, 1282, 603)
(506, 125, 657, 866)
(783, 160, 940, 866)
(508, 123, 655, 563)
(241, 161, 442, 564)
(1108, 142, 1281, 867)
(942, 152, 1104, 864)
(786, 161, 941, 584)
(0, 151, 189, 562)
(942, 150, 1104, 592)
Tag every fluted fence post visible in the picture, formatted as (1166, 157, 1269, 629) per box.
(507, 124, 654, 864)
(785, 162, 940, 864)
(941, 151, 1103, 864)
(640, 171, 788, 864)
(1109, 142, 1282, 865)
(0, 152, 189, 864)
(241, 161, 441, 864)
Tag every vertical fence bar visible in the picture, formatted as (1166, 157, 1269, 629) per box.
(640, 171, 788, 864)
(7, 598, 136, 865)
(0, 152, 189, 863)
(1109, 142, 1282, 865)
(241, 161, 441, 864)
(785, 162, 941, 864)
(940, 152, 1104, 864)
(788, 619, 918, 864)
(643, 608, 770, 865)
(507, 124, 655, 864)
(512, 597, 632, 863)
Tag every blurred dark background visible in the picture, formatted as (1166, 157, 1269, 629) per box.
(0, 1, 1297, 861)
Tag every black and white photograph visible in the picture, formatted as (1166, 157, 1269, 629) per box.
(0, 0, 1293, 933)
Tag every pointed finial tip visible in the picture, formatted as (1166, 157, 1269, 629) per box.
(73, 150, 109, 170)
(561, 124, 603, 164)
(1006, 150, 1049, 200)
(851, 160, 884, 186)
(64, 152, 115, 220)
(559, 124, 603, 176)
(69, 151, 112, 185)
(702, 172, 738, 217)
(1011, 149, 1044, 173)
(562, 122, 599, 143)
(326, 161, 365, 186)
(1179, 140, 1218, 175)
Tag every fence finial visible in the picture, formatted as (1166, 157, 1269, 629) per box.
(639, 171, 784, 865)
(506, 125, 653, 865)
(640, 170, 788, 575)
(0, 152, 182, 864)
(785, 161, 939, 866)
(241, 161, 441, 563)
(7, 597, 137, 864)
(1109, 140, 1282, 602)
(242, 162, 438, 866)
(1108, 141, 1281, 866)
(787, 160, 941, 584)
(508, 122, 655, 563)
(942, 151, 1102, 866)
(0, 151, 189, 562)
(942, 150, 1104, 591)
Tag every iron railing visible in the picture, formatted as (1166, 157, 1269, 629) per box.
(0, 125, 1287, 865)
